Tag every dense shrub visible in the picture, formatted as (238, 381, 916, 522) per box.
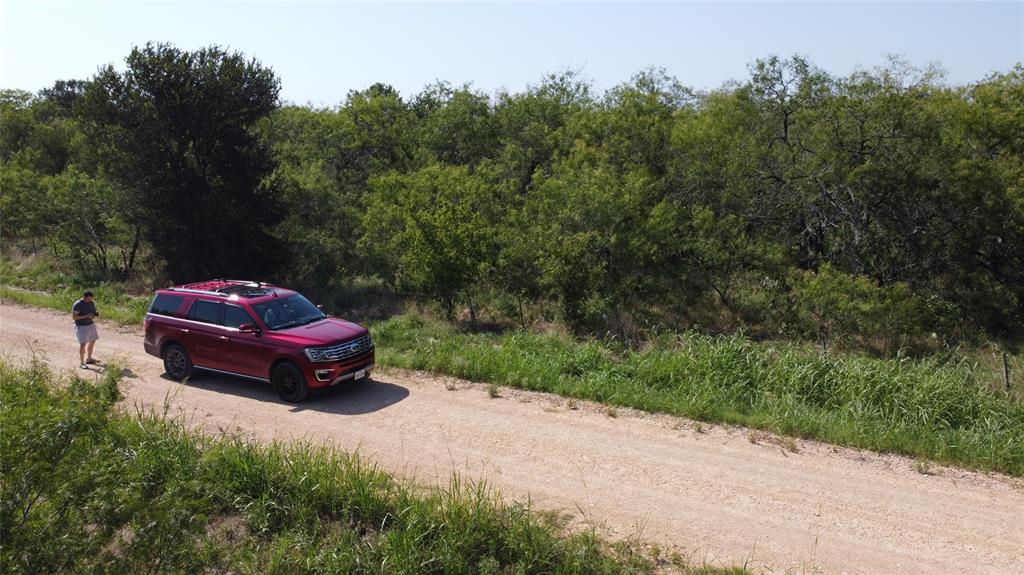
(3, 53, 1022, 352)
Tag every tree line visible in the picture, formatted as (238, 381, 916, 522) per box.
(2, 43, 1021, 353)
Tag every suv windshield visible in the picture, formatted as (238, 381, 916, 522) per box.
(252, 294, 327, 330)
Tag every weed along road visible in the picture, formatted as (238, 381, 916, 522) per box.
(2, 303, 1022, 574)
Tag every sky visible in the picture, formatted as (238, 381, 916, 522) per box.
(1, 1, 1021, 106)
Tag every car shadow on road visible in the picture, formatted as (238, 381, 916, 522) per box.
(160, 372, 409, 415)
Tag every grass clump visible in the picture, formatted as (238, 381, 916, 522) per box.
(3, 360, 745, 575)
(373, 314, 1024, 476)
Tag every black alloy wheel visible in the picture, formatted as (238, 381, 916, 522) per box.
(163, 344, 193, 381)
(272, 362, 309, 403)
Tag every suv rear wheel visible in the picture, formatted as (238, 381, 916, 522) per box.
(163, 344, 193, 381)
(272, 362, 309, 403)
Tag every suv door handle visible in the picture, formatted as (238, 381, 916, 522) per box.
(219, 335, 230, 342)
(180, 328, 190, 334)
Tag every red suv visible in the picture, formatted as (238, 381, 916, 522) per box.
(143, 280, 374, 402)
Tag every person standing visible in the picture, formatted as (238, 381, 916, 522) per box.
(72, 291, 100, 369)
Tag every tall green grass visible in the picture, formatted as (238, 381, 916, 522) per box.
(0, 254, 151, 324)
(0, 284, 150, 325)
(374, 314, 1024, 476)
(4, 361, 743, 574)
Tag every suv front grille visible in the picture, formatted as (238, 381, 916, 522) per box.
(315, 334, 374, 362)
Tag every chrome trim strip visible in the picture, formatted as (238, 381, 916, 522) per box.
(146, 313, 248, 332)
(192, 364, 270, 383)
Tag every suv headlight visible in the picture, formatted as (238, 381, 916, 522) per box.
(304, 347, 330, 362)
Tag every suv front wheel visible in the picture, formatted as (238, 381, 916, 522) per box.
(163, 344, 193, 381)
(272, 362, 309, 403)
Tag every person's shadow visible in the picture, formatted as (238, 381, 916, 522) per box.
(159, 371, 408, 415)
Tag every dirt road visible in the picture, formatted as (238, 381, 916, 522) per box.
(2, 302, 1022, 574)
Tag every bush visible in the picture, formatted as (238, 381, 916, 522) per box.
(787, 265, 947, 354)
(0, 360, 667, 574)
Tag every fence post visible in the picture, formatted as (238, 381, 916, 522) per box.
(1003, 351, 1011, 393)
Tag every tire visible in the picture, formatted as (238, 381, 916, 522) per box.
(163, 344, 193, 381)
(272, 362, 309, 403)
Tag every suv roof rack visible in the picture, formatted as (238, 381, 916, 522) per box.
(215, 281, 262, 294)
(165, 280, 281, 299)
(215, 280, 280, 298)
(164, 287, 228, 297)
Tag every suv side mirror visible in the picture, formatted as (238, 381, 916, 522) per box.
(317, 304, 325, 311)
(239, 323, 260, 334)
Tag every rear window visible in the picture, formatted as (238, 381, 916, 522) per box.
(149, 294, 185, 317)
(189, 300, 222, 324)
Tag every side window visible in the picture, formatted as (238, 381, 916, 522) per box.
(150, 294, 185, 316)
(223, 305, 255, 329)
(189, 300, 222, 324)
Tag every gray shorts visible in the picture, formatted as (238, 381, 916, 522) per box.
(75, 323, 99, 344)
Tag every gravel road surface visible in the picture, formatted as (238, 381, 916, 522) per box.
(2, 302, 1022, 574)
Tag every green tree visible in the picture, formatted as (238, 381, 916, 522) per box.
(258, 105, 357, 295)
(413, 82, 497, 167)
(0, 161, 47, 243)
(334, 83, 420, 187)
(523, 147, 660, 329)
(79, 43, 283, 281)
(362, 165, 497, 321)
(492, 71, 594, 196)
(593, 68, 692, 178)
(0, 85, 104, 254)
(44, 167, 139, 276)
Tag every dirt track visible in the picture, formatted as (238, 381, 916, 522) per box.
(2, 302, 1022, 574)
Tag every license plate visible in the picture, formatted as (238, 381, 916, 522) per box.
(354, 369, 366, 380)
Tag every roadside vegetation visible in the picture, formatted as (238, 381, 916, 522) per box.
(374, 314, 1024, 476)
(2, 44, 1022, 477)
(3, 274, 1021, 476)
(0, 256, 152, 325)
(2, 361, 751, 575)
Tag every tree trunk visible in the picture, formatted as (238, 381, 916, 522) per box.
(712, 284, 734, 313)
(126, 227, 141, 274)
(1004, 351, 1011, 393)
(466, 290, 477, 329)
(517, 295, 525, 330)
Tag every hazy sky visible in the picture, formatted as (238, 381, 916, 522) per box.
(2, 1, 1021, 105)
